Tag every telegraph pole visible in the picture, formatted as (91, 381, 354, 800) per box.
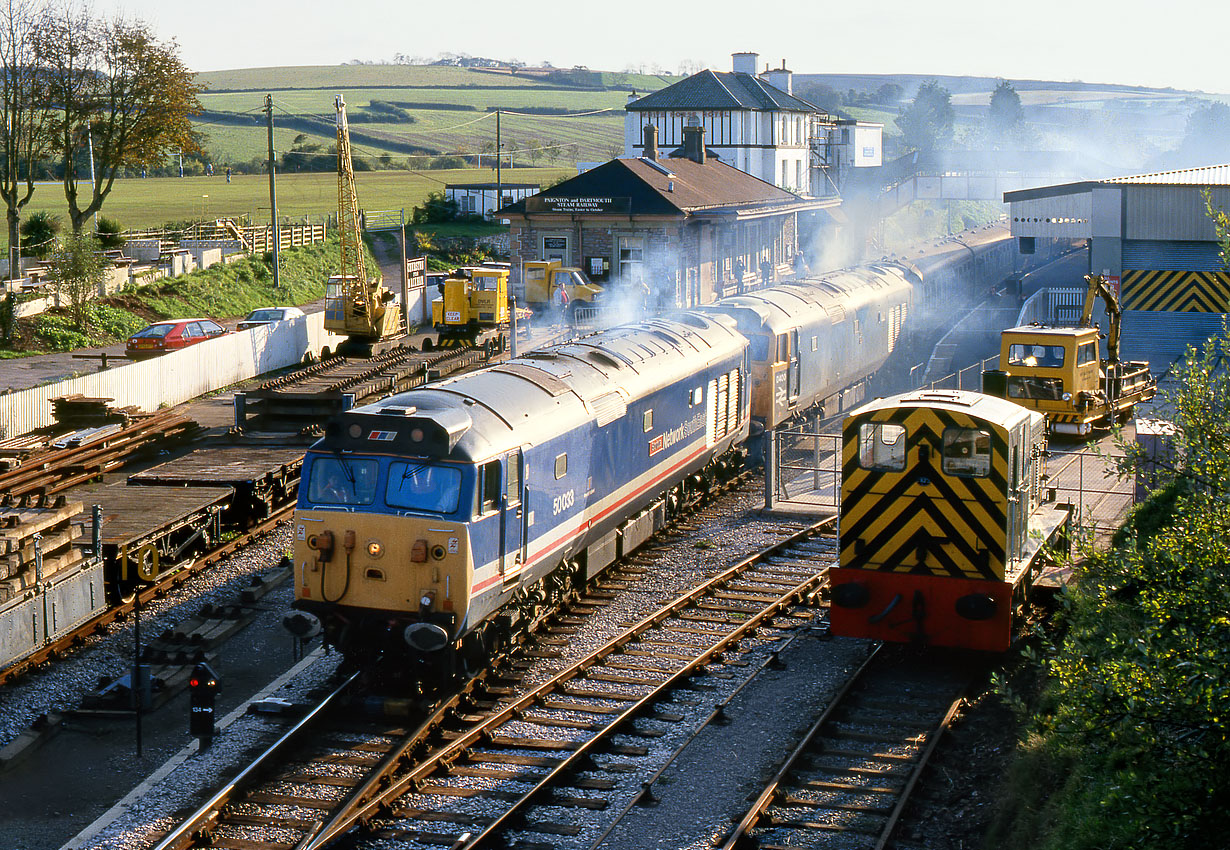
(265, 94, 281, 289)
(495, 109, 501, 221)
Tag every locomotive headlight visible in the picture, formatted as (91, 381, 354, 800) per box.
(1062, 392, 1072, 401)
(348, 423, 363, 439)
(366, 540, 384, 558)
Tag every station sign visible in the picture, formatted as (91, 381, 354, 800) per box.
(526, 196, 632, 214)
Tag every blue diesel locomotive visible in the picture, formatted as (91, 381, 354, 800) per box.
(292, 314, 750, 676)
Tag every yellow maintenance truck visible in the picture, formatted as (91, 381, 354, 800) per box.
(983, 274, 1155, 436)
(522, 261, 602, 321)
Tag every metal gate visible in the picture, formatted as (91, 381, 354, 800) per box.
(767, 417, 841, 511)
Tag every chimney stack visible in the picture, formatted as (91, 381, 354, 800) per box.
(642, 124, 658, 161)
(682, 124, 706, 164)
(731, 52, 758, 75)
(762, 60, 793, 95)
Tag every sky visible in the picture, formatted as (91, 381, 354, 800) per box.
(90, 0, 1230, 95)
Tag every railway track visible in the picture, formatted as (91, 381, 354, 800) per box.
(151, 517, 838, 850)
(719, 645, 974, 850)
(236, 344, 488, 432)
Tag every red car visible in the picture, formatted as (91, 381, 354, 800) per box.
(126, 318, 227, 359)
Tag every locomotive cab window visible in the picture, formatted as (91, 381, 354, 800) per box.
(942, 428, 992, 477)
(749, 335, 770, 362)
(643, 409, 653, 432)
(478, 460, 501, 514)
(1077, 341, 1098, 365)
(386, 462, 461, 514)
(554, 453, 568, 479)
(307, 456, 379, 506)
(858, 423, 906, 471)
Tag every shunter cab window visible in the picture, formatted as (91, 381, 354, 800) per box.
(307, 456, 379, 506)
(1077, 341, 1098, 365)
(858, 423, 906, 471)
(942, 428, 992, 477)
(386, 462, 461, 514)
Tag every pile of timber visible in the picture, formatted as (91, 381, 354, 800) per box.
(0, 408, 200, 498)
(0, 494, 85, 602)
(0, 395, 147, 471)
(51, 395, 141, 429)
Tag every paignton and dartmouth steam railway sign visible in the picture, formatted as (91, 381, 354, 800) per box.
(525, 196, 632, 214)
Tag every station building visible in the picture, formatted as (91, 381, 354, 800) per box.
(502, 125, 835, 308)
(1006, 164, 1230, 368)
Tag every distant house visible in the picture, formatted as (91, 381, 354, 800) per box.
(624, 52, 882, 197)
(445, 182, 540, 220)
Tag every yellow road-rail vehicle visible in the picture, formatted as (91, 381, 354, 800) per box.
(830, 389, 1071, 651)
(430, 266, 522, 348)
(983, 274, 1155, 436)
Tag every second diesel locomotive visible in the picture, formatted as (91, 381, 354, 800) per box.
(288, 227, 1018, 675)
(829, 389, 1072, 651)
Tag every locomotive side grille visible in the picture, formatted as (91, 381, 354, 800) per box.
(840, 406, 1009, 581)
(727, 368, 741, 432)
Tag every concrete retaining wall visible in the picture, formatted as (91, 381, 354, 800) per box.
(0, 313, 345, 439)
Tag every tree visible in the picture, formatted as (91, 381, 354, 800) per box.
(36, 5, 204, 234)
(48, 230, 106, 329)
(19, 208, 58, 258)
(896, 80, 954, 153)
(95, 214, 123, 249)
(796, 82, 844, 115)
(874, 82, 904, 105)
(987, 79, 1024, 147)
(0, 0, 52, 278)
(1173, 102, 1230, 168)
(410, 190, 459, 225)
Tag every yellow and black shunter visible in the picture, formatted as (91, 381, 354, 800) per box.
(829, 389, 1071, 651)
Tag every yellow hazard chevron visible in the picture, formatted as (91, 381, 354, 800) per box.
(1122, 270, 1230, 312)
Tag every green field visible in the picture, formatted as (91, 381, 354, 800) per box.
(22, 167, 571, 231)
(193, 65, 667, 169)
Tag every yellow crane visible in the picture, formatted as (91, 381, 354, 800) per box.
(323, 95, 401, 354)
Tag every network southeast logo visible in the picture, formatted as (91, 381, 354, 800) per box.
(649, 412, 705, 456)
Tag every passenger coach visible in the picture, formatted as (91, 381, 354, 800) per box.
(829, 389, 1071, 651)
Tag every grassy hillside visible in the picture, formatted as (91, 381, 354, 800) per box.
(193, 65, 671, 170)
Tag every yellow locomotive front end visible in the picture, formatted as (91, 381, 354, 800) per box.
(290, 450, 476, 678)
(830, 390, 1070, 651)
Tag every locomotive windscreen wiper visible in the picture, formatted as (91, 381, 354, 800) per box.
(331, 448, 356, 484)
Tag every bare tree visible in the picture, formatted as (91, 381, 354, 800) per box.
(37, 3, 204, 234)
(0, 0, 52, 278)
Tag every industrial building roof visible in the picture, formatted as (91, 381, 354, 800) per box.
(626, 69, 820, 114)
(1005, 163, 1230, 202)
(1102, 163, 1230, 185)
